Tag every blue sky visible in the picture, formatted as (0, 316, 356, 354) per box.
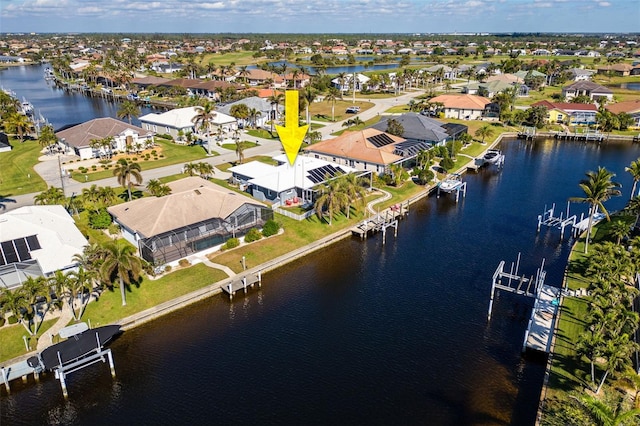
(1, 0, 638, 34)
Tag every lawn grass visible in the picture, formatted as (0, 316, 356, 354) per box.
(209, 183, 418, 274)
(0, 137, 48, 196)
(81, 263, 228, 328)
(330, 115, 382, 136)
(460, 141, 490, 158)
(246, 129, 277, 140)
(68, 139, 210, 183)
(309, 99, 374, 123)
(216, 155, 280, 172)
(221, 141, 258, 151)
(196, 51, 258, 67)
(0, 319, 57, 363)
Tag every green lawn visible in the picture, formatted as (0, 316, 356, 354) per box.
(216, 155, 280, 172)
(68, 138, 210, 183)
(309, 100, 374, 123)
(330, 115, 382, 136)
(221, 141, 258, 151)
(246, 129, 278, 140)
(0, 319, 57, 363)
(82, 263, 228, 328)
(0, 138, 48, 196)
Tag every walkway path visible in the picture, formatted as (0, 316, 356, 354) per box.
(36, 304, 74, 351)
(365, 187, 392, 215)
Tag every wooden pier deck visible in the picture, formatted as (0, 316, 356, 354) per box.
(524, 285, 561, 353)
(220, 273, 262, 299)
(351, 204, 407, 240)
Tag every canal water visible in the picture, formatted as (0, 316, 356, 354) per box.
(0, 64, 156, 131)
(2, 65, 640, 425)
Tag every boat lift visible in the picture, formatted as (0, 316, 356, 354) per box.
(437, 174, 467, 203)
(537, 202, 605, 240)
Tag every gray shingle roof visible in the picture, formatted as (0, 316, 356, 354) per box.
(370, 113, 449, 143)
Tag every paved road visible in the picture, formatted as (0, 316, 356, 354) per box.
(1, 90, 424, 213)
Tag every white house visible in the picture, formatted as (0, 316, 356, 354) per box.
(217, 96, 282, 129)
(139, 107, 237, 142)
(56, 118, 154, 160)
(0, 205, 87, 289)
(229, 155, 356, 205)
(331, 73, 370, 93)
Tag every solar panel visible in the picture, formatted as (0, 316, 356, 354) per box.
(14, 238, 31, 261)
(307, 165, 341, 185)
(367, 133, 396, 148)
(26, 235, 41, 251)
(1, 241, 18, 264)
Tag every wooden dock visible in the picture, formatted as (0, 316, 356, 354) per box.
(220, 273, 262, 299)
(351, 204, 407, 243)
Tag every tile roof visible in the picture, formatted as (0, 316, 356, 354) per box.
(605, 100, 640, 114)
(370, 113, 449, 143)
(532, 100, 598, 112)
(55, 118, 149, 148)
(305, 128, 404, 166)
(563, 81, 613, 94)
(429, 94, 492, 110)
(107, 177, 266, 238)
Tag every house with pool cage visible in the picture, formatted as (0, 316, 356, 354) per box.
(107, 177, 272, 266)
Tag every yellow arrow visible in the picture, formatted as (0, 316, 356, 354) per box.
(276, 90, 309, 165)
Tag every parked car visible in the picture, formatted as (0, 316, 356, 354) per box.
(346, 106, 360, 113)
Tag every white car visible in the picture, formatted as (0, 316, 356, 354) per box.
(346, 106, 360, 113)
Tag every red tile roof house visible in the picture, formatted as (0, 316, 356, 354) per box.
(428, 94, 499, 120)
(304, 128, 406, 175)
(532, 100, 598, 125)
(606, 100, 640, 129)
(55, 117, 154, 160)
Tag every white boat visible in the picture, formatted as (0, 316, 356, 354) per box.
(483, 149, 502, 164)
(438, 174, 462, 192)
(21, 97, 34, 115)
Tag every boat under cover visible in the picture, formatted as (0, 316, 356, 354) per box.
(39, 325, 122, 370)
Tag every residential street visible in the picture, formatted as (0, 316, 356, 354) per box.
(2, 90, 422, 212)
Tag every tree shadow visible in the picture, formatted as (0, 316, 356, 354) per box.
(0, 193, 17, 211)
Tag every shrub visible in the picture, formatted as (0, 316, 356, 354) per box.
(440, 156, 455, 171)
(262, 219, 280, 237)
(8, 315, 17, 325)
(0, 317, 5, 327)
(151, 150, 157, 156)
(81, 169, 88, 174)
(244, 228, 262, 243)
(178, 258, 191, 267)
(221, 237, 240, 251)
(164, 265, 172, 273)
(108, 223, 120, 235)
(89, 208, 112, 229)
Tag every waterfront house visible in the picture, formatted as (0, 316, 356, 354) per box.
(532, 101, 598, 126)
(562, 81, 614, 102)
(304, 128, 406, 174)
(229, 155, 356, 205)
(369, 113, 468, 149)
(107, 177, 273, 265)
(606, 100, 640, 129)
(56, 118, 153, 160)
(428, 94, 498, 120)
(0, 205, 87, 289)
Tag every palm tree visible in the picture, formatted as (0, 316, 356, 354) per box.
(314, 177, 349, 226)
(117, 100, 141, 125)
(183, 162, 198, 176)
(609, 220, 630, 245)
(38, 124, 57, 154)
(100, 240, 143, 306)
(64, 267, 95, 320)
(267, 92, 284, 135)
(324, 87, 342, 122)
(5, 112, 33, 142)
(389, 163, 408, 187)
(235, 140, 245, 164)
(191, 101, 217, 155)
(197, 162, 214, 179)
(569, 167, 622, 254)
(146, 179, 171, 197)
(475, 125, 494, 144)
(625, 158, 640, 200)
(338, 173, 367, 219)
(302, 85, 317, 125)
(113, 158, 143, 202)
(0, 193, 17, 211)
(579, 394, 640, 426)
(248, 108, 262, 129)
(33, 186, 65, 205)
